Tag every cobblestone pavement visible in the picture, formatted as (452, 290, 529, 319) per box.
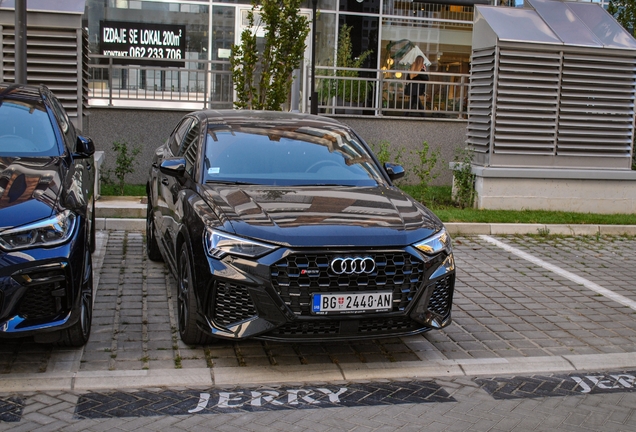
(3, 373, 636, 431)
(2, 230, 636, 430)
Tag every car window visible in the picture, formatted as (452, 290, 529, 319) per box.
(178, 119, 200, 177)
(203, 125, 386, 187)
(48, 95, 69, 135)
(0, 100, 60, 157)
(48, 94, 75, 152)
(169, 118, 193, 156)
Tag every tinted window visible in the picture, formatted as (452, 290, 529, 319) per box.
(0, 100, 59, 157)
(178, 119, 200, 177)
(48, 94, 75, 152)
(203, 124, 386, 187)
(169, 118, 193, 155)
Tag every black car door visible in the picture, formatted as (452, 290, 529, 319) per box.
(152, 117, 192, 254)
(49, 94, 94, 224)
(157, 117, 200, 263)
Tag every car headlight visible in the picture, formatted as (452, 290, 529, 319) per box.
(414, 228, 452, 255)
(0, 210, 77, 251)
(205, 228, 278, 259)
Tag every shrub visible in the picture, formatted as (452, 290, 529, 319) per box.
(101, 141, 142, 196)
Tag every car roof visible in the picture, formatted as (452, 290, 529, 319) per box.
(195, 109, 347, 129)
(0, 82, 47, 105)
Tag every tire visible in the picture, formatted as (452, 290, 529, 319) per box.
(58, 251, 93, 347)
(177, 243, 214, 345)
(146, 203, 163, 262)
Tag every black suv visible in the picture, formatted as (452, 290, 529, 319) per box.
(147, 110, 455, 344)
(0, 83, 95, 346)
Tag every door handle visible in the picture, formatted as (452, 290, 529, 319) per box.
(161, 177, 169, 186)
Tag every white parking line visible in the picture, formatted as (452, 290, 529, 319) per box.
(479, 235, 636, 312)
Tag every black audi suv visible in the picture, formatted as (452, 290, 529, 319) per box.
(0, 83, 95, 346)
(147, 110, 455, 344)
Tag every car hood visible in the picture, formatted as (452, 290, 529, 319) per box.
(202, 185, 443, 247)
(0, 157, 62, 230)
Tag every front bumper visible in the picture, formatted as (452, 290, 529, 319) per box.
(0, 230, 86, 337)
(195, 246, 455, 342)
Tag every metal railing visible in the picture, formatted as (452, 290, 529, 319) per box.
(87, 55, 469, 119)
(313, 66, 469, 119)
(88, 55, 234, 108)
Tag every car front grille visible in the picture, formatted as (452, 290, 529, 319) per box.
(15, 267, 68, 320)
(270, 252, 425, 316)
(268, 317, 421, 338)
(426, 274, 453, 316)
(270, 320, 340, 336)
(358, 317, 419, 333)
(213, 281, 258, 326)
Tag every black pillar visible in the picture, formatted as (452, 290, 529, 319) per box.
(14, 0, 27, 84)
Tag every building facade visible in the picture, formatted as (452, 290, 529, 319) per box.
(81, 0, 614, 114)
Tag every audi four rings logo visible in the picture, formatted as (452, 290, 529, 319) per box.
(330, 257, 376, 274)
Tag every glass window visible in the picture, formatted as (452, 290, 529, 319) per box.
(84, 0, 209, 59)
(339, 15, 379, 69)
(169, 118, 193, 155)
(301, 0, 337, 11)
(340, 0, 380, 14)
(0, 101, 59, 157)
(178, 120, 200, 177)
(380, 15, 473, 74)
(316, 12, 337, 66)
(203, 124, 386, 186)
(209, 6, 235, 107)
(48, 94, 76, 153)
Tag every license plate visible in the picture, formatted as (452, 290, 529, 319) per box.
(311, 292, 393, 315)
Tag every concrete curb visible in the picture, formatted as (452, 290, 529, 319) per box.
(2, 352, 636, 392)
(445, 223, 636, 236)
(95, 218, 145, 231)
(95, 217, 636, 236)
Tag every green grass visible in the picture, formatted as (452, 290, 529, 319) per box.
(400, 185, 636, 225)
(101, 183, 146, 197)
(102, 183, 636, 225)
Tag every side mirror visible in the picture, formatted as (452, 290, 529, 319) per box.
(384, 162, 405, 181)
(73, 136, 95, 159)
(160, 157, 186, 177)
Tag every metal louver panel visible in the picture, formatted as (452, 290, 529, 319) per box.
(493, 49, 560, 155)
(557, 53, 636, 158)
(468, 46, 636, 168)
(0, 25, 88, 123)
(466, 48, 494, 153)
(468, 2, 636, 170)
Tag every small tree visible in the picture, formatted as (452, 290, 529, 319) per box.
(230, 0, 309, 110)
(411, 141, 442, 191)
(608, 0, 636, 36)
(321, 24, 373, 104)
(452, 147, 476, 209)
(104, 141, 141, 196)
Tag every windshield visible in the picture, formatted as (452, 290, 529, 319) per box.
(0, 100, 59, 157)
(203, 124, 386, 187)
